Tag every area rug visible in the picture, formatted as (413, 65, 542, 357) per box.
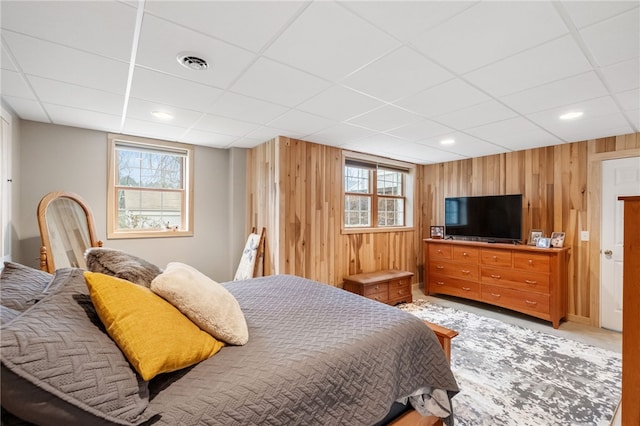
(399, 299, 622, 426)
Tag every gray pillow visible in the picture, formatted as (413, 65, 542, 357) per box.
(1, 268, 149, 425)
(84, 247, 162, 288)
(1, 262, 53, 311)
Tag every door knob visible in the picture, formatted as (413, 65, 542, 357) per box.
(603, 250, 613, 256)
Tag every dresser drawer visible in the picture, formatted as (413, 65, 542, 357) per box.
(388, 279, 412, 302)
(481, 284, 550, 314)
(481, 249, 513, 267)
(481, 266, 550, 293)
(429, 274, 480, 299)
(363, 282, 389, 298)
(429, 244, 452, 260)
(513, 252, 550, 272)
(453, 246, 480, 263)
(430, 261, 479, 281)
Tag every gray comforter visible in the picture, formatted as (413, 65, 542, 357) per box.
(2, 271, 458, 425)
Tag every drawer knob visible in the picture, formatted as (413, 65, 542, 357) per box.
(463, 252, 468, 256)
(490, 293, 501, 298)
(436, 265, 444, 270)
(492, 255, 497, 260)
(528, 259, 533, 265)
(461, 269, 470, 275)
(525, 300, 537, 306)
(374, 285, 379, 290)
(491, 274, 501, 279)
(462, 287, 471, 291)
(437, 249, 442, 254)
(525, 280, 537, 285)
(436, 281, 445, 286)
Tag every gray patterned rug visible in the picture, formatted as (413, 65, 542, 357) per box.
(399, 299, 621, 426)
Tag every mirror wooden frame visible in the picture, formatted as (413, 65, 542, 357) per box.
(37, 191, 102, 273)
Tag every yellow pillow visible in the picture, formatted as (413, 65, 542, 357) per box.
(84, 272, 224, 381)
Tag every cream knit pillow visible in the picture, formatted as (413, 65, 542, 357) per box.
(150, 262, 248, 345)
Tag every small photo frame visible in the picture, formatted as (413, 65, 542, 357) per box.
(536, 237, 551, 248)
(550, 232, 566, 248)
(528, 229, 543, 246)
(430, 225, 444, 239)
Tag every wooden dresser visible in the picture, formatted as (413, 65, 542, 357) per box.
(343, 270, 413, 306)
(619, 196, 640, 425)
(424, 239, 569, 328)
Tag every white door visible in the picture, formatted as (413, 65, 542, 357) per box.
(0, 112, 11, 264)
(600, 156, 640, 331)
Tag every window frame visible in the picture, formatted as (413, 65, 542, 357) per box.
(107, 134, 194, 239)
(342, 151, 415, 234)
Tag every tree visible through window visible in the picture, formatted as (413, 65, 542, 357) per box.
(344, 159, 408, 229)
(108, 135, 193, 238)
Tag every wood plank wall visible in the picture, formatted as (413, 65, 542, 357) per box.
(247, 133, 639, 325)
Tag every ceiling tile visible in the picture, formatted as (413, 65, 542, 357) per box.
(433, 100, 518, 130)
(244, 126, 304, 142)
(2, 95, 49, 122)
(579, 7, 639, 67)
(562, 1, 639, 29)
(500, 71, 609, 115)
(396, 78, 490, 117)
(227, 137, 267, 148)
(1, 1, 136, 61)
(2, 70, 34, 99)
(230, 57, 330, 107)
(340, 133, 412, 156)
(45, 104, 121, 132)
(347, 105, 421, 132)
(411, 1, 567, 74)
(386, 119, 454, 142)
(1, 45, 18, 71)
(126, 98, 202, 128)
(381, 142, 466, 164)
(29, 76, 124, 116)
(144, 1, 306, 52)
(616, 88, 640, 111)
(625, 109, 640, 130)
(341, 46, 452, 102)
(179, 129, 237, 148)
(264, 1, 400, 81)
(130, 67, 223, 111)
(341, 1, 476, 42)
(2, 32, 129, 94)
(123, 117, 188, 140)
(267, 110, 336, 135)
(526, 96, 633, 141)
(193, 114, 259, 137)
(136, 14, 255, 89)
(465, 117, 563, 151)
(296, 85, 383, 121)
(305, 123, 376, 146)
(206, 91, 289, 124)
(464, 35, 592, 97)
(600, 57, 640, 93)
(417, 132, 507, 158)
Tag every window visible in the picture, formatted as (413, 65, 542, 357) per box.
(107, 134, 194, 239)
(343, 154, 413, 230)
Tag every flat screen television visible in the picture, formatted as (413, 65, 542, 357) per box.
(444, 194, 523, 243)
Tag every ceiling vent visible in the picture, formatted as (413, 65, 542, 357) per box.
(177, 52, 209, 71)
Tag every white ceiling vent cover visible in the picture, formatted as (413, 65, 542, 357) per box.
(177, 52, 209, 71)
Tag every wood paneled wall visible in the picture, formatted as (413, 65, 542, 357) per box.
(247, 133, 639, 325)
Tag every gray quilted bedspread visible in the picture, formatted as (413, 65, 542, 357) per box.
(145, 275, 459, 425)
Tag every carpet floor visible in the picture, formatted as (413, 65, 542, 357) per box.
(399, 299, 622, 426)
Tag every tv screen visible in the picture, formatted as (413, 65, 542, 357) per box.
(444, 194, 523, 242)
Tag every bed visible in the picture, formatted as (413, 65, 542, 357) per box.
(1, 261, 459, 425)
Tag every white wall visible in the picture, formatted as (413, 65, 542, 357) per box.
(16, 120, 246, 282)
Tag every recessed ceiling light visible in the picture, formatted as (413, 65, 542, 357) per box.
(440, 139, 455, 145)
(177, 52, 209, 71)
(151, 111, 174, 120)
(559, 111, 583, 120)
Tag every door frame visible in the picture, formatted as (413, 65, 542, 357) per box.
(588, 147, 640, 327)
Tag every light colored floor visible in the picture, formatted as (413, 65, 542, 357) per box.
(411, 287, 623, 425)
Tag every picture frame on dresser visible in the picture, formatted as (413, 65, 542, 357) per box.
(536, 237, 551, 248)
(528, 229, 543, 246)
(430, 225, 444, 239)
(550, 232, 566, 248)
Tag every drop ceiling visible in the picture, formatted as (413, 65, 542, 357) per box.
(1, 0, 638, 164)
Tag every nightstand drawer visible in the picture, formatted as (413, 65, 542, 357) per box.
(363, 282, 389, 297)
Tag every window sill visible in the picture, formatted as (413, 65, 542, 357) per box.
(107, 229, 193, 239)
(341, 226, 415, 235)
